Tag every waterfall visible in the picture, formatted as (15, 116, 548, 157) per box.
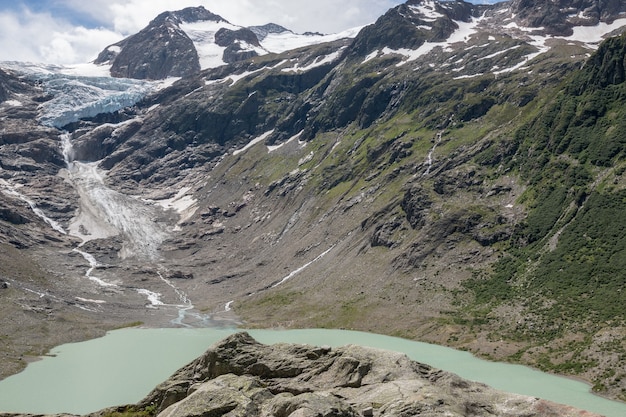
(423, 129, 443, 176)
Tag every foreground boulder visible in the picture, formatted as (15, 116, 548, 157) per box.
(124, 332, 599, 417)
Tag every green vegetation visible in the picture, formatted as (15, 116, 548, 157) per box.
(454, 33, 626, 389)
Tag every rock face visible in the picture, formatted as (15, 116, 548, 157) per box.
(128, 332, 600, 417)
(215, 27, 263, 64)
(510, 0, 626, 34)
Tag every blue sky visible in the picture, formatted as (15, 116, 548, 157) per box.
(0, 0, 502, 64)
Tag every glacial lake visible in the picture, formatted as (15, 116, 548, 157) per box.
(0, 327, 625, 416)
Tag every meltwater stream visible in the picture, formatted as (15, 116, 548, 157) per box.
(60, 133, 210, 325)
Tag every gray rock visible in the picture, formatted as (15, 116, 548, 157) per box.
(134, 332, 601, 417)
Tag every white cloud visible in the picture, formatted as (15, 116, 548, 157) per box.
(0, 8, 121, 64)
(42, 26, 122, 64)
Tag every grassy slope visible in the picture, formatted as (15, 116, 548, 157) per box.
(234, 34, 626, 400)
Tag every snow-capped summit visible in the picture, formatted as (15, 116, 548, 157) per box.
(94, 6, 361, 80)
(347, 0, 626, 76)
(93, 6, 225, 79)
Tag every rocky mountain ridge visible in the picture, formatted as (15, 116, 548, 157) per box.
(130, 332, 605, 417)
(92, 0, 626, 81)
(94, 5, 357, 80)
(2, 0, 626, 410)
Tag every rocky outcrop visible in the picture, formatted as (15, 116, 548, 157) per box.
(348, 0, 474, 58)
(123, 332, 601, 417)
(510, 0, 626, 36)
(214, 27, 262, 64)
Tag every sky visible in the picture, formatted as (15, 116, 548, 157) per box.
(0, 0, 500, 65)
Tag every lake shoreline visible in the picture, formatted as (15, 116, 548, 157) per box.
(2, 326, 626, 417)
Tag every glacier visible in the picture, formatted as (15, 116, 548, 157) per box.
(1, 61, 161, 128)
(36, 73, 156, 128)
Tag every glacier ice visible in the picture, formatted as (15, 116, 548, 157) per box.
(2, 62, 159, 128)
(35, 73, 156, 128)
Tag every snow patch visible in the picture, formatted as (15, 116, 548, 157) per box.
(76, 297, 107, 304)
(567, 18, 626, 45)
(443, 17, 483, 51)
(281, 50, 343, 73)
(261, 26, 361, 54)
(383, 43, 439, 65)
(137, 288, 164, 307)
(206, 67, 264, 87)
(150, 187, 197, 225)
(233, 130, 274, 155)
(268, 131, 304, 153)
(408, 1, 444, 21)
(379, 15, 483, 65)
(453, 73, 484, 80)
(298, 151, 314, 166)
(271, 245, 335, 288)
(152, 187, 196, 214)
(478, 45, 521, 61)
(180, 20, 238, 69)
(362, 50, 380, 64)
(3, 99, 22, 107)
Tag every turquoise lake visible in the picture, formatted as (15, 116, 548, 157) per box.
(0, 327, 625, 416)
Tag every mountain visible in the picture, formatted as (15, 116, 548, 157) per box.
(94, 5, 360, 80)
(2, 0, 626, 410)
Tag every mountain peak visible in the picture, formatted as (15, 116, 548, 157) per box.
(93, 6, 234, 79)
(153, 5, 228, 26)
(248, 23, 292, 41)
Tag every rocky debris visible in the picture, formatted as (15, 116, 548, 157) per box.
(123, 332, 601, 417)
(433, 167, 483, 196)
(0, 199, 31, 225)
(265, 169, 309, 197)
